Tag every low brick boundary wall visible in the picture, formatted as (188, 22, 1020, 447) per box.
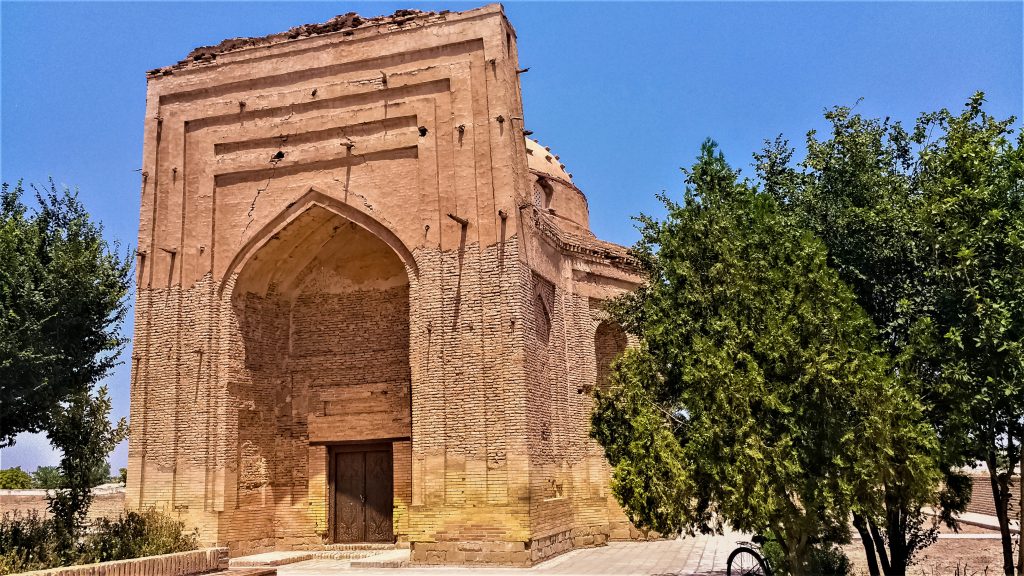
(9, 548, 228, 576)
(965, 472, 1019, 519)
(0, 485, 125, 522)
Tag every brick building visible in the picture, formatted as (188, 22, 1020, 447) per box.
(127, 4, 643, 565)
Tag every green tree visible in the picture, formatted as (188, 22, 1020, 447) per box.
(592, 141, 916, 576)
(0, 180, 131, 447)
(46, 385, 128, 554)
(756, 107, 956, 576)
(0, 467, 34, 489)
(17, 461, 107, 491)
(89, 461, 112, 487)
(31, 466, 64, 489)
(914, 94, 1024, 576)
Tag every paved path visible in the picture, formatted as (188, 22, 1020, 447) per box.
(277, 532, 743, 576)
(955, 511, 1020, 533)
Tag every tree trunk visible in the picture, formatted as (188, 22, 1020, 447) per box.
(868, 518, 893, 576)
(785, 532, 811, 576)
(987, 451, 1015, 576)
(854, 513, 882, 576)
(885, 502, 908, 576)
(1017, 441, 1023, 576)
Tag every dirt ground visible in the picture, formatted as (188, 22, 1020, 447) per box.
(842, 524, 1016, 576)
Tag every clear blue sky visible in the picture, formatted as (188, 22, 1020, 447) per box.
(1, 1, 1021, 472)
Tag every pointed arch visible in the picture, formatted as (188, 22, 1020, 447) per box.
(219, 187, 418, 296)
(594, 319, 627, 391)
(533, 293, 552, 344)
(531, 273, 555, 344)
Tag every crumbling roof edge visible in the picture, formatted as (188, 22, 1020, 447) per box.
(528, 168, 589, 208)
(526, 205, 643, 274)
(147, 4, 505, 80)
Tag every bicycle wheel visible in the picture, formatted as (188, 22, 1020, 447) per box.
(727, 546, 771, 576)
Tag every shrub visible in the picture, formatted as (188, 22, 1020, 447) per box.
(81, 509, 199, 563)
(0, 511, 59, 574)
(0, 509, 198, 575)
(762, 536, 853, 576)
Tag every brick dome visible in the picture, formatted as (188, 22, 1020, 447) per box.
(525, 137, 573, 183)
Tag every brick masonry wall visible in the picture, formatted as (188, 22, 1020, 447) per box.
(404, 239, 535, 557)
(129, 242, 536, 557)
(517, 245, 639, 563)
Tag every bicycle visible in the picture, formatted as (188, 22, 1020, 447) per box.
(727, 534, 772, 576)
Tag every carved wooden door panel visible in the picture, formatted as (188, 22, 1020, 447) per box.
(334, 452, 365, 542)
(332, 446, 393, 543)
(364, 450, 394, 542)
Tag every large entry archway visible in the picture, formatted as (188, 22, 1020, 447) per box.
(231, 202, 412, 545)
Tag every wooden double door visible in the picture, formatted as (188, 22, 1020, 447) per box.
(331, 444, 394, 543)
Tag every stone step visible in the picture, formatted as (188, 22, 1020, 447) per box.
(230, 552, 315, 567)
(304, 550, 384, 560)
(348, 548, 410, 568)
(317, 542, 397, 551)
(229, 544, 400, 568)
(214, 569, 277, 576)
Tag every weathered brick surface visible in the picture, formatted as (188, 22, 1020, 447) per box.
(129, 3, 642, 566)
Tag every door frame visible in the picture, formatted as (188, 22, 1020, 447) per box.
(327, 442, 394, 543)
